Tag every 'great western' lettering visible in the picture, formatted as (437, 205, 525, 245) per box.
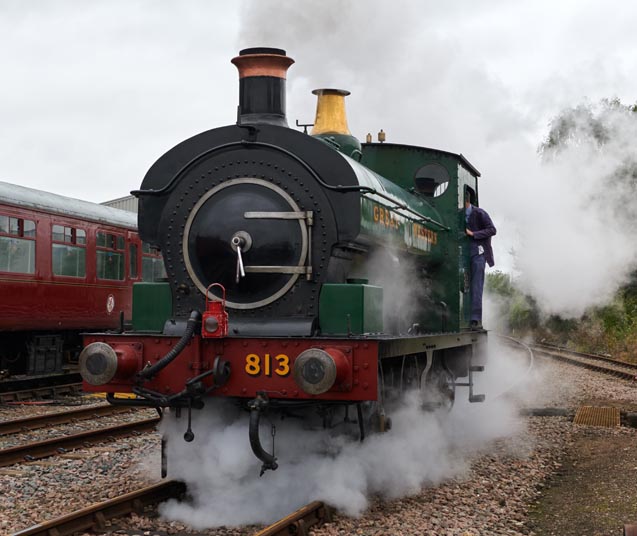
(373, 204, 400, 229)
(412, 223, 438, 245)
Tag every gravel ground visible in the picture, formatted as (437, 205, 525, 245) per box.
(0, 431, 161, 534)
(0, 406, 156, 449)
(2, 355, 637, 535)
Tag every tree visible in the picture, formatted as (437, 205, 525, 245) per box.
(539, 98, 637, 156)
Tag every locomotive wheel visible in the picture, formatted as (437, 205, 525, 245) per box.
(420, 368, 455, 411)
(358, 400, 390, 435)
(358, 373, 390, 439)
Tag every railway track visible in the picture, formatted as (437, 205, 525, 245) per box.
(0, 382, 83, 404)
(0, 404, 137, 435)
(12, 479, 187, 536)
(531, 342, 637, 380)
(13, 481, 331, 536)
(0, 416, 159, 467)
(255, 501, 333, 536)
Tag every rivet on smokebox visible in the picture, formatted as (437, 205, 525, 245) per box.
(293, 390, 299, 396)
(241, 388, 247, 394)
(353, 365, 359, 372)
(242, 341, 248, 347)
(363, 363, 369, 369)
(353, 380, 359, 386)
(282, 389, 287, 395)
(362, 383, 369, 390)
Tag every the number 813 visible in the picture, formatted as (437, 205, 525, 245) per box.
(245, 353, 290, 377)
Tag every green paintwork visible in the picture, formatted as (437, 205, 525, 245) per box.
(354, 143, 481, 333)
(342, 154, 446, 261)
(319, 283, 383, 335)
(132, 282, 173, 332)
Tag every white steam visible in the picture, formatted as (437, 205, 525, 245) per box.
(494, 105, 637, 317)
(236, 0, 637, 318)
(349, 248, 431, 334)
(158, 340, 531, 528)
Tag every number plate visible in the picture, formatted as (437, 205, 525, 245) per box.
(245, 353, 291, 377)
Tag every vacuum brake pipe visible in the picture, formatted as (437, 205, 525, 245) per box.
(136, 310, 201, 382)
(248, 395, 278, 476)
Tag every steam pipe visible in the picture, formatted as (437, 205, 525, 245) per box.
(136, 310, 201, 381)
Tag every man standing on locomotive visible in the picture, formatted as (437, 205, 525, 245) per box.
(465, 192, 496, 329)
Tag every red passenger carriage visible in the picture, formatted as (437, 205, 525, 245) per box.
(0, 181, 163, 375)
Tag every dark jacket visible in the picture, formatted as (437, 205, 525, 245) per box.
(467, 206, 496, 267)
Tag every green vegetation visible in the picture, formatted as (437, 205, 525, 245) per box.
(539, 97, 637, 155)
(486, 271, 538, 336)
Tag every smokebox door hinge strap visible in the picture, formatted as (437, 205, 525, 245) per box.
(242, 210, 314, 280)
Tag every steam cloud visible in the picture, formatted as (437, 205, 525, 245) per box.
(349, 248, 431, 334)
(237, 0, 637, 319)
(158, 340, 532, 528)
(491, 104, 637, 317)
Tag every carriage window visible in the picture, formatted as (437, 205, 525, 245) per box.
(142, 242, 166, 282)
(0, 216, 36, 274)
(23, 220, 36, 237)
(96, 231, 124, 280)
(52, 224, 86, 277)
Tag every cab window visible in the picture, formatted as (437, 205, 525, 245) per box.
(414, 164, 450, 198)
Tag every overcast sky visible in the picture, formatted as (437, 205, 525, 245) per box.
(1, 0, 635, 201)
(2, 0, 637, 289)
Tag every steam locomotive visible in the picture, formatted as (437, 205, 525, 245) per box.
(80, 47, 488, 474)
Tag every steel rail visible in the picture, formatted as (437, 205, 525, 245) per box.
(533, 342, 637, 371)
(0, 383, 83, 404)
(493, 334, 535, 399)
(0, 373, 81, 394)
(253, 501, 333, 536)
(0, 416, 160, 467)
(0, 404, 135, 436)
(497, 337, 637, 380)
(12, 479, 186, 536)
(531, 345, 637, 381)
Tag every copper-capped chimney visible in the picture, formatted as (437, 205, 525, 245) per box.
(231, 47, 295, 127)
